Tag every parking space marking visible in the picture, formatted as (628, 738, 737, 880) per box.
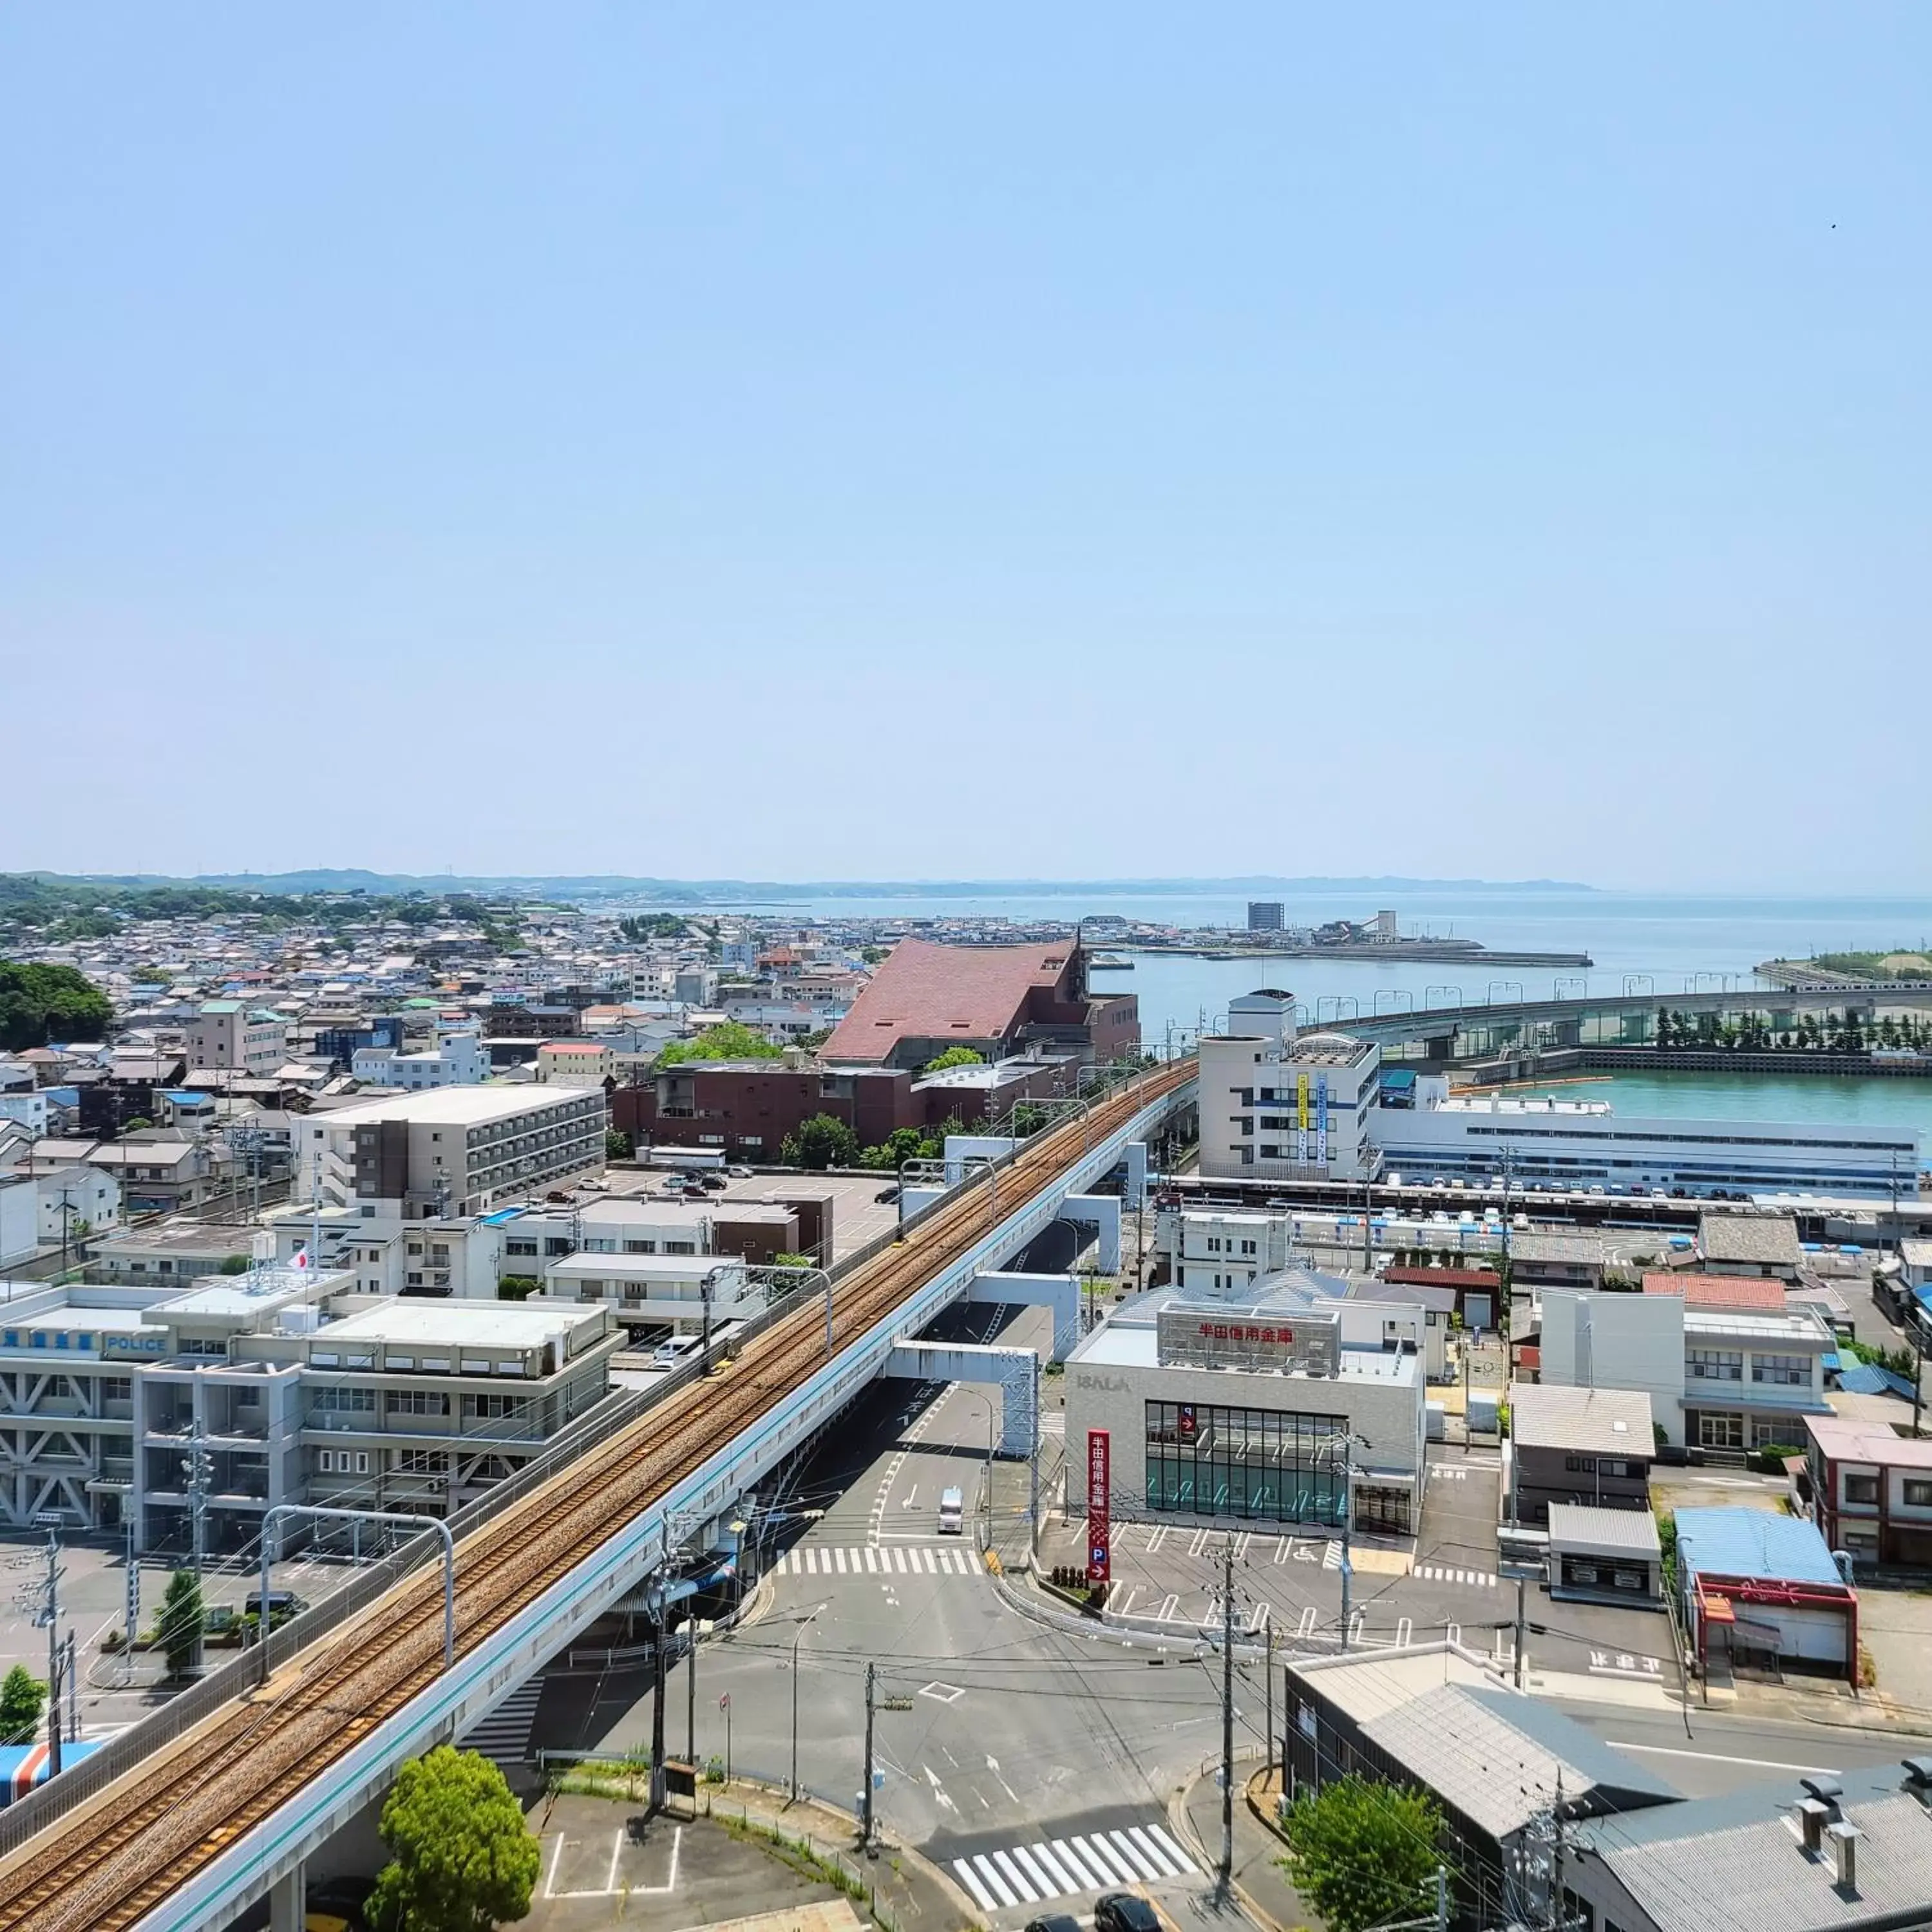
(1273, 1536, 1291, 1565)
(1296, 1606, 1318, 1640)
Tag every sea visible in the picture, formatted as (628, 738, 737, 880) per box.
(696, 887, 1932, 1151)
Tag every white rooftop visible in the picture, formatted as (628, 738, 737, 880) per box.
(316, 1086, 597, 1127)
(317, 1300, 603, 1349)
(1075, 1320, 1417, 1385)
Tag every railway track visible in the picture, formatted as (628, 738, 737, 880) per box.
(0, 1062, 1191, 1932)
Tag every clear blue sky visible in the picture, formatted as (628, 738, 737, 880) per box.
(3, 6, 1925, 889)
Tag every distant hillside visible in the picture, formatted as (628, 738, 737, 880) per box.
(15, 869, 1594, 904)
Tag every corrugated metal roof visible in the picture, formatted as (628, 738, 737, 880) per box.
(1548, 1503, 1663, 1556)
(1582, 1770, 1932, 1932)
(1676, 1507, 1846, 1589)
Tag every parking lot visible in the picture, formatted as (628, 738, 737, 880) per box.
(0, 1531, 415, 1739)
(603, 1170, 905, 1263)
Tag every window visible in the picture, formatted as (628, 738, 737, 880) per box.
(1844, 1474, 1880, 1505)
(1564, 1455, 1597, 1474)
(387, 1389, 450, 1417)
(312, 1387, 377, 1413)
(1698, 1412, 1745, 1449)
(1904, 1479, 1932, 1508)
(1240, 1240, 1258, 1256)
(625, 1240, 656, 1254)
(1752, 1354, 1808, 1386)
(1687, 1349, 1743, 1382)
(1142, 1399, 1357, 1526)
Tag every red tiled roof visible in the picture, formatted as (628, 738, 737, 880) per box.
(822, 939, 1076, 1065)
(1383, 1265, 1501, 1290)
(1642, 1271, 1786, 1311)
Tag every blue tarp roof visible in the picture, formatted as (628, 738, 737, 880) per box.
(1836, 1362, 1918, 1400)
(1676, 1507, 1844, 1588)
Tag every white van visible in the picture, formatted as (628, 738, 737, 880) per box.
(937, 1486, 965, 1535)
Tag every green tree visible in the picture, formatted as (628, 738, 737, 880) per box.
(156, 1568, 205, 1674)
(1280, 1776, 1444, 1932)
(606, 1128, 634, 1160)
(0, 961, 113, 1051)
(367, 1745, 540, 1932)
(772, 1251, 815, 1271)
(860, 1124, 930, 1171)
(218, 1254, 251, 1274)
(0, 1665, 46, 1745)
(920, 1046, 985, 1074)
(658, 1022, 786, 1066)
(1654, 1003, 1671, 1048)
(779, 1113, 861, 1170)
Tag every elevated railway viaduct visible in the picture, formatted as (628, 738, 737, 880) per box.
(0, 1061, 1195, 1932)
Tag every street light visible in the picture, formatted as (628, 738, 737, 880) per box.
(788, 1600, 829, 1801)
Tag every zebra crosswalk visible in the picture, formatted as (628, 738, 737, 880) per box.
(779, 1544, 989, 1578)
(458, 1676, 544, 1766)
(948, 1821, 1200, 1911)
(1411, 1563, 1497, 1587)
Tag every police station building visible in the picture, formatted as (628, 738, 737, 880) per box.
(1063, 1280, 1427, 1535)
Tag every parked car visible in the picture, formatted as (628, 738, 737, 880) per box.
(1024, 1916, 1083, 1932)
(875, 1186, 900, 1204)
(728, 1165, 754, 1179)
(698, 1173, 728, 1192)
(1094, 1894, 1160, 1932)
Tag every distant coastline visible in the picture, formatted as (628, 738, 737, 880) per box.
(10, 867, 1595, 902)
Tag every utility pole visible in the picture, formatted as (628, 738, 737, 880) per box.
(63, 1631, 77, 1747)
(1218, 1537, 1235, 1901)
(1515, 1573, 1528, 1689)
(862, 1662, 877, 1851)
(649, 1526, 668, 1814)
(1028, 1352, 1041, 1571)
(124, 1518, 140, 1654)
(1337, 1436, 1358, 1651)
(187, 1412, 209, 1579)
(41, 1530, 62, 1777)
(1263, 1617, 1276, 1776)
(1435, 1864, 1449, 1932)
(685, 1606, 697, 1767)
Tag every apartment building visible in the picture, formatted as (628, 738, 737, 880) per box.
(1197, 994, 1380, 1183)
(298, 1085, 605, 1218)
(0, 1269, 622, 1546)
(351, 1031, 489, 1089)
(535, 1041, 615, 1087)
(187, 1000, 288, 1075)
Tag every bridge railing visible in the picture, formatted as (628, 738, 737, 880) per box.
(0, 1064, 1191, 1861)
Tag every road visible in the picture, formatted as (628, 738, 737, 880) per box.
(532, 1303, 1932, 1929)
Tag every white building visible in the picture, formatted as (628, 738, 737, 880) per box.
(0, 1091, 50, 1137)
(0, 1268, 623, 1544)
(1064, 1283, 1426, 1535)
(1536, 1287, 1835, 1450)
(1375, 1077, 1920, 1200)
(537, 1253, 765, 1343)
(351, 1031, 489, 1090)
(296, 1085, 606, 1219)
(1197, 993, 1381, 1183)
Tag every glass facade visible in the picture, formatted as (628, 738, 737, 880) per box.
(1144, 1400, 1348, 1523)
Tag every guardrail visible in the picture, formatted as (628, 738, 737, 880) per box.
(0, 1065, 1187, 1861)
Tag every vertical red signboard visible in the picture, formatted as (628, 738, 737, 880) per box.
(1086, 1429, 1111, 1583)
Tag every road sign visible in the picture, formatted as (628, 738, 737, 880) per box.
(1087, 1430, 1111, 1584)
